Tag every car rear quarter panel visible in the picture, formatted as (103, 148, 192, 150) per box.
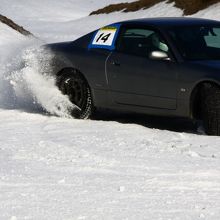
(48, 36, 113, 108)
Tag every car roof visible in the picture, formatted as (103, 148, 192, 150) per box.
(118, 17, 220, 27)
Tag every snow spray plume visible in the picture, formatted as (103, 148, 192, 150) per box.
(0, 42, 75, 118)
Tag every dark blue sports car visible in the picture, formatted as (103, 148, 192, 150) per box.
(46, 17, 220, 135)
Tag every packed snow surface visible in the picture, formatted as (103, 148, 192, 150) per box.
(0, 0, 220, 219)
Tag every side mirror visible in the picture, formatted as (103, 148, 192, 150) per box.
(149, 51, 170, 61)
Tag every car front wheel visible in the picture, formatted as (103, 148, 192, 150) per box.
(56, 69, 93, 119)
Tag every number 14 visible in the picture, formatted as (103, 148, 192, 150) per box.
(96, 33, 111, 43)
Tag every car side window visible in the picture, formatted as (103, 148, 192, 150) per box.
(204, 28, 220, 49)
(116, 27, 169, 58)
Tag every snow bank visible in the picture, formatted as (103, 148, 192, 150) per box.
(0, 0, 136, 22)
(1, 1, 183, 42)
(192, 2, 220, 20)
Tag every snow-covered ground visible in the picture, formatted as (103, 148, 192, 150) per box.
(1, 110, 220, 220)
(0, 1, 220, 219)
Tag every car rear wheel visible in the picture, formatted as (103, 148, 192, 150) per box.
(56, 70, 93, 119)
(201, 83, 220, 135)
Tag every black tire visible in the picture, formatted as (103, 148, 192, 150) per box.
(201, 83, 220, 135)
(56, 69, 93, 119)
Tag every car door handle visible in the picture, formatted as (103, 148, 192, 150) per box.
(111, 61, 121, 66)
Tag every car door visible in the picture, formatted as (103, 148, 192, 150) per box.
(106, 25, 178, 110)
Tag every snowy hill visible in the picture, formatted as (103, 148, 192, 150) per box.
(1, 0, 220, 42)
(0, 1, 220, 219)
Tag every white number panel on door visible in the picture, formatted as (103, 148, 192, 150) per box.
(89, 24, 120, 50)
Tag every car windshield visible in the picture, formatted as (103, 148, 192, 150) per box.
(168, 25, 220, 61)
